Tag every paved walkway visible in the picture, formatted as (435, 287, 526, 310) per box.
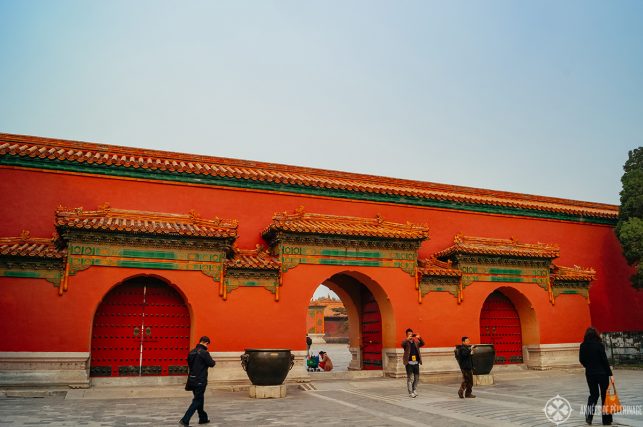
(308, 343, 351, 371)
(1, 368, 642, 426)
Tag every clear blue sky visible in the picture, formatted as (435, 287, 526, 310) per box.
(1, 0, 642, 205)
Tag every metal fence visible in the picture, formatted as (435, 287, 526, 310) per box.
(604, 331, 643, 366)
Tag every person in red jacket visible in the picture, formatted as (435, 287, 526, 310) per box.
(180, 336, 216, 426)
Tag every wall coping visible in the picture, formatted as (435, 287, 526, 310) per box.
(0, 352, 90, 361)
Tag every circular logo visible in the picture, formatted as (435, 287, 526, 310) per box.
(543, 394, 572, 425)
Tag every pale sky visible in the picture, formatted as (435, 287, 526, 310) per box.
(2, 0, 642, 207)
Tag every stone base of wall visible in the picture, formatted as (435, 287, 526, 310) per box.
(383, 344, 583, 379)
(383, 347, 461, 380)
(524, 343, 583, 370)
(0, 345, 583, 388)
(0, 352, 90, 388)
(308, 334, 326, 344)
(0, 351, 311, 388)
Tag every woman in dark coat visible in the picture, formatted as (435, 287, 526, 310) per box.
(579, 327, 613, 425)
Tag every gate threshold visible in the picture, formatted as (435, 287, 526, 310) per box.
(308, 370, 384, 381)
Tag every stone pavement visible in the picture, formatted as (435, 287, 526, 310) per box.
(1, 368, 642, 426)
(308, 343, 351, 371)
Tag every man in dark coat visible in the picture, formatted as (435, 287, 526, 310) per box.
(455, 336, 476, 398)
(180, 336, 216, 426)
(401, 328, 425, 398)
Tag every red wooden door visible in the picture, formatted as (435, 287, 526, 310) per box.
(90, 278, 190, 377)
(90, 281, 144, 377)
(361, 288, 382, 370)
(480, 291, 523, 364)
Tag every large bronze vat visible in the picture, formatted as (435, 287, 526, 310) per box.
(472, 344, 496, 375)
(240, 349, 295, 386)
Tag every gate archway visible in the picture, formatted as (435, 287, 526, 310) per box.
(90, 276, 190, 377)
(321, 272, 386, 370)
(480, 290, 523, 364)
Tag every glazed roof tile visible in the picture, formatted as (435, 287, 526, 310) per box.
(435, 234, 560, 259)
(0, 133, 617, 220)
(0, 231, 63, 259)
(551, 264, 596, 281)
(418, 257, 462, 277)
(226, 246, 280, 270)
(55, 204, 238, 238)
(262, 208, 430, 240)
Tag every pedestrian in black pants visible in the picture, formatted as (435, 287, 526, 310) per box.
(401, 328, 424, 398)
(579, 327, 613, 425)
(455, 336, 476, 398)
(180, 336, 216, 426)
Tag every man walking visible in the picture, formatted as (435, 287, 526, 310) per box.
(455, 336, 476, 398)
(180, 336, 216, 426)
(401, 328, 424, 398)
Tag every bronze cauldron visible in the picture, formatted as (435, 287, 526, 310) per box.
(240, 349, 295, 386)
(471, 344, 496, 375)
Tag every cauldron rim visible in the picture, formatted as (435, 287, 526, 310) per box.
(243, 349, 292, 352)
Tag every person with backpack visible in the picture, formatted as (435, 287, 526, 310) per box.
(401, 328, 425, 398)
(180, 336, 216, 426)
(455, 336, 476, 398)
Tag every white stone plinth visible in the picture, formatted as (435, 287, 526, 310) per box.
(249, 384, 287, 399)
(524, 343, 582, 370)
(474, 374, 494, 385)
(0, 352, 90, 388)
(383, 347, 461, 379)
(308, 334, 326, 344)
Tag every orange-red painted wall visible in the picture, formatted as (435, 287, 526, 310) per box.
(1, 167, 641, 355)
(323, 318, 348, 339)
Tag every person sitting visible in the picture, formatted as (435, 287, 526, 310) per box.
(318, 351, 333, 371)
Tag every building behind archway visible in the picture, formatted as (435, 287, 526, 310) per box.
(0, 133, 640, 387)
(307, 296, 349, 343)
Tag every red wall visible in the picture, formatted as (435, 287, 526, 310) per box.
(323, 318, 349, 339)
(0, 167, 641, 354)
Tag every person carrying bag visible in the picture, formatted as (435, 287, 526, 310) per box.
(180, 336, 216, 426)
(579, 327, 614, 426)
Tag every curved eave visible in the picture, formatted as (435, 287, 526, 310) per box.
(435, 248, 560, 260)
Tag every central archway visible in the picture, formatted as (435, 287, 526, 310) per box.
(318, 271, 392, 371)
(480, 290, 523, 364)
(478, 287, 540, 366)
